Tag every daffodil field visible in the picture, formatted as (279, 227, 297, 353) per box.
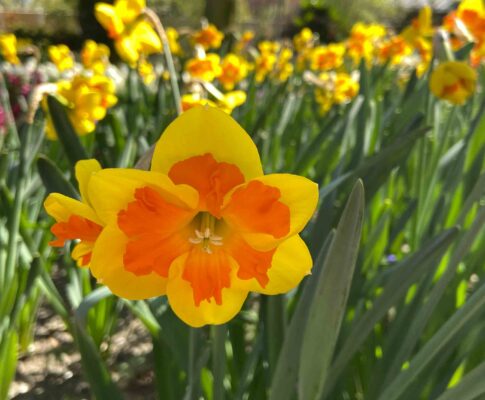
(1, 0, 485, 398)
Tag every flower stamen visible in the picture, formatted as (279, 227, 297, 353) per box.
(188, 213, 223, 253)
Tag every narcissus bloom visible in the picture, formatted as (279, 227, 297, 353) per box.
(218, 53, 248, 90)
(81, 40, 110, 74)
(185, 54, 222, 82)
(429, 61, 477, 105)
(95, 0, 161, 66)
(181, 91, 246, 114)
(46, 107, 318, 327)
(48, 45, 75, 72)
(310, 44, 345, 71)
(293, 28, 314, 52)
(193, 24, 224, 50)
(45, 75, 118, 139)
(0, 33, 20, 64)
(44, 160, 103, 266)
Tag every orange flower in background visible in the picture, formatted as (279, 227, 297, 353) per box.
(193, 24, 224, 50)
(46, 108, 318, 327)
(44, 160, 103, 267)
(218, 53, 248, 90)
(377, 36, 412, 65)
(429, 60, 477, 105)
(185, 53, 222, 82)
(347, 22, 386, 65)
(310, 44, 345, 71)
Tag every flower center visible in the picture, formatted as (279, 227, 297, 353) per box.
(188, 212, 223, 254)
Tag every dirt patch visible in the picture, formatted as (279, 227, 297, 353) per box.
(10, 303, 157, 400)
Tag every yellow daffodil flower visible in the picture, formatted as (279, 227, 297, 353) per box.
(347, 22, 386, 65)
(95, 0, 162, 66)
(193, 24, 224, 50)
(46, 107, 318, 327)
(218, 53, 248, 90)
(293, 28, 314, 52)
(182, 91, 246, 114)
(234, 30, 254, 53)
(377, 36, 413, 66)
(254, 49, 277, 83)
(44, 160, 104, 267)
(81, 40, 110, 74)
(185, 53, 222, 82)
(315, 72, 359, 114)
(166, 27, 182, 56)
(310, 44, 345, 71)
(401, 6, 434, 43)
(273, 48, 294, 82)
(46, 75, 118, 139)
(48, 44, 75, 72)
(0, 33, 20, 64)
(138, 58, 156, 84)
(429, 61, 477, 105)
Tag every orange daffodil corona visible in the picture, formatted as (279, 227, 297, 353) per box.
(44, 107, 318, 327)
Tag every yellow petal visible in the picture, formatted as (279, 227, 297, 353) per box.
(224, 173, 319, 250)
(166, 254, 248, 327)
(95, 3, 124, 37)
(132, 21, 162, 54)
(90, 224, 168, 299)
(115, 34, 139, 65)
(233, 234, 312, 294)
(152, 106, 263, 181)
(71, 242, 93, 268)
(88, 168, 199, 225)
(44, 193, 101, 224)
(75, 159, 101, 205)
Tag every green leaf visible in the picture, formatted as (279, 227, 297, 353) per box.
(75, 286, 113, 327)
(37, 155, 79, 198)
(0, 329, 18, 400)
(434, 361, 485, 400)
(324, 227, 459, 396)
(298, 180, 365, 400)
(378, 282, 485, 400)
(46, 95, 88, 166)
(269, 230, 336, 400)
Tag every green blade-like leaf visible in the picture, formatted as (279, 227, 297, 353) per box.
(298, 180, 365, 400)
(434, 361, 485, 400)
(37, 155, 79, 198)
(269, 230, 336, 400)
(46, 95, 88, 166)
(378, 282, 485, 400)
(0, 329, 18, 400)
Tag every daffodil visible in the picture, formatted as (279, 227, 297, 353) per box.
(347, 23, 386, 65)
(233, 30, 254, 53)
(166, 27, 182, 56)
(377, 36, 413, 66)
(429, 61, 477, 105)
(181, 91, 246, 114)
(293, 28, 314, 52)
(0, 33, 20, 64)
(138, 58, 156, 84)
(81, 40, 110, 74)
(44, 160, 104, 267)
(185, 54, 222, 82)
(48, 44, 75, 72)
(45, 74, 118, 139)
(314, 72, 359, 114)
(273, 48, 294, 82)
(310, 44, 345, 71)
(47, 107, 318, 327)
(95, 0, 162, 66)
(218, 53, 248, 90)
(193, 24, 224, 50)
(401, 6, 434, 43)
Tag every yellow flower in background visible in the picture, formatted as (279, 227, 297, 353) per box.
(234, 30, 254, 53)
(259, 40, 280, 55)
(218, 53, 248, 90)
(314, 72, 359, 114)
(138, 58, 156, 84)
(48, 107, 318, 327)
(429, 61, 477, 105)
(0, 33, 20, 64)
(273, 48, 294, 82)
(46, 75, 118, 139)
(255, 51, 277, 83)
(415, 37, 432, 76)
(48, 44, 75, 72)
(193, 23, 224, 50)
(401, 6, 434, 43)
(95, 0, 162, 66)
(182, 91, 246, 114)
(166, 27, 182, 56)
(185, 53, 222, 82)
(310, 44, 345, 71)
(81, 40, 110, 74)
(44, 160, 104, 267)
(293, 28, 314, 52)
(347, 22, 386, 65)
(377, 36, 412, 65)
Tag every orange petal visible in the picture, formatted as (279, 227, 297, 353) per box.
(117, 186, 196, 276)
(50, 214, 103, 247)
(222, 180, 290, 239)
(168, 153, 245, 217)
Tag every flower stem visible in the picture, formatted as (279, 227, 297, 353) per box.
(142, 8, 182, 116)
